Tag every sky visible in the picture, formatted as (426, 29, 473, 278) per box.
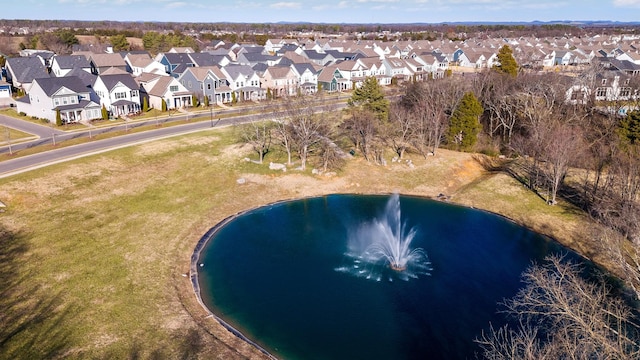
(4, 0, 640, 24)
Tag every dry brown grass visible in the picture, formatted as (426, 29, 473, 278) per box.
(0, 128, 601, 359)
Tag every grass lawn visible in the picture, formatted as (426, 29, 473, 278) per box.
(0, 126, 599, 359)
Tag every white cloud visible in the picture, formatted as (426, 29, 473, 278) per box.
(165, 1, 188, 9)
(613, 0, 640, 7)
(270, 2, 302, 9)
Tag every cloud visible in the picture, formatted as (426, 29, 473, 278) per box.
(270, 1, 301, 9)
(165, 1, 188, 9)
(613, 0, 640, 7)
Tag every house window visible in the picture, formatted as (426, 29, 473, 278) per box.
(620, 87, 631, 98)
(207, 83, 211, 90)
(188, 81, 192, 88)
(130, 90, 138, 97)
(63, 97, 68, 105)
(625, 79, 631, 85)
(596, 87, 608, 98)
(169, 85, 178, 92)
(601, 79, 607, 85)
(115, 92, 127, 99)
(54, 98, 60, 106)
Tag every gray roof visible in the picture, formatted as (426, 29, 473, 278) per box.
(96, 73, 139, 91)
(223, 64, 255, 80)
(65, 67, 97, 87)
(293, 63, 318, 74)
(187, 53, 217, 67)
(52, 55, 90, 70)
(34, 76, 91, 96)
(6, 57, 49, 83)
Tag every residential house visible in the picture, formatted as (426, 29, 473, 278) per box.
(177, 66, 233, 103)
(89, 53, 128, 75)
(15, 76, 101, 124)
(317, 65, 350, 92)
(236, 52, 280, 67)
(4, 56, 49, 92)
(124, 53, 164, 77)
(140, 74, 192, 110)
(50, 55, 91, 77)
(292, 63, 319, 94)
(221, 65, 265, 101)
(382, 58, 411, 82)
(261, 66, 299, 98)
(156, 52, 195, 77)
(93, 73, 141, 117)
(0, 80, 12, 100)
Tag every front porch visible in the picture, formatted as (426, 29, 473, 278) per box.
(111, 100, 141, 116)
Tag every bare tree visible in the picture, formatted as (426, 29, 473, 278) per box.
(385, 103, 415, 159)
(341, 109, 380, 162)
(238, 120, 272, 164)
(477, 255, 640, 360)
(282, 96, 331, 170)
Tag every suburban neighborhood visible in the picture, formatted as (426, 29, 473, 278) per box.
(1, 26, 640, 124)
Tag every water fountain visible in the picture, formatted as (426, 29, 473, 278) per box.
(195, 194, 571, 359)
(337, 193, 432, 281)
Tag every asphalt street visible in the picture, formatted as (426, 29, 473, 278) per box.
(0, 101, 346, 179)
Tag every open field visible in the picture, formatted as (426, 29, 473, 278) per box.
(0, 125, 599, 359)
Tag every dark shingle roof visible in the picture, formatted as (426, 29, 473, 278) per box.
(96, 73, 138, 91)
(65, 67, 97, 87)
(34, 76, 90, 96)
(6, 57, 49, 83)
(52, 55, 91, 70)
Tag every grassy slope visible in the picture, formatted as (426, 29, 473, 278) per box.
(0, 127, 593, 359)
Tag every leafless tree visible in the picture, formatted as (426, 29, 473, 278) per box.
(400, 78, 464, 156)
(477, 255, 640, 360)
(385, 103, 415, 159)
(282, 96, 331, 170)
(238, 120, 272, 164)
(341, 109, 380, 162)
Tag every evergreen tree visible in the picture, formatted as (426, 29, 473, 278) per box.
(493, 45, 518, 77)
(55, 109, 62, 126)
(161, 99, 168, 112)
(348, 76, 389, 121)
(447, 91, 483, 151)
(142, 97, 149, 113)
(266, 88, 273, 100)
(231, 92, 237, 104)
(191, 94, 198, 107)
(618, 110, 640, 145)
(203, 95, 209, 107)
(109, 34, 130, 52)
(101, 105, 108, 121)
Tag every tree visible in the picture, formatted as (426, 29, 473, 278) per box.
(348, 76, 389, 122)
(101, 105, 108, 121)
(142, 97, 149, 113)
(191, 94, 198, 108)
(446, 91, 483, 151)
(239, 121, 273, 164)
(341, 109, 381, 163)
(55, 109, 62, 126)
(493, 45, 518, 77)
(282, 97, 332, 170)
(109, 34, 130, 52)
(161, 99, 167, 112)
(203, 95, 209, 108)
(231, 91, 237, 104)
(476, 255, 640, 359)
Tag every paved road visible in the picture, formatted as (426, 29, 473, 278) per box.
(0, 114, 66, 137)
(0, 102, 346, 179)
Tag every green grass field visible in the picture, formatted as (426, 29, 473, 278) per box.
(0, 126, 594, 359)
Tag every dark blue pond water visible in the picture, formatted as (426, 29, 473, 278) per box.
(197, 194, 573, 360)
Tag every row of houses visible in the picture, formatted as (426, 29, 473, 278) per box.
(4, 33, 640, 124)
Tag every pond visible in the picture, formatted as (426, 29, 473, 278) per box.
(195, 194, 579, 360)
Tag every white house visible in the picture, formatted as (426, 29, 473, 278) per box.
(15, 76, 101, 124)
(93, 73, 141, 116)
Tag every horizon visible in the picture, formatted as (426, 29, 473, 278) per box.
(5, 0, 640, 25)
